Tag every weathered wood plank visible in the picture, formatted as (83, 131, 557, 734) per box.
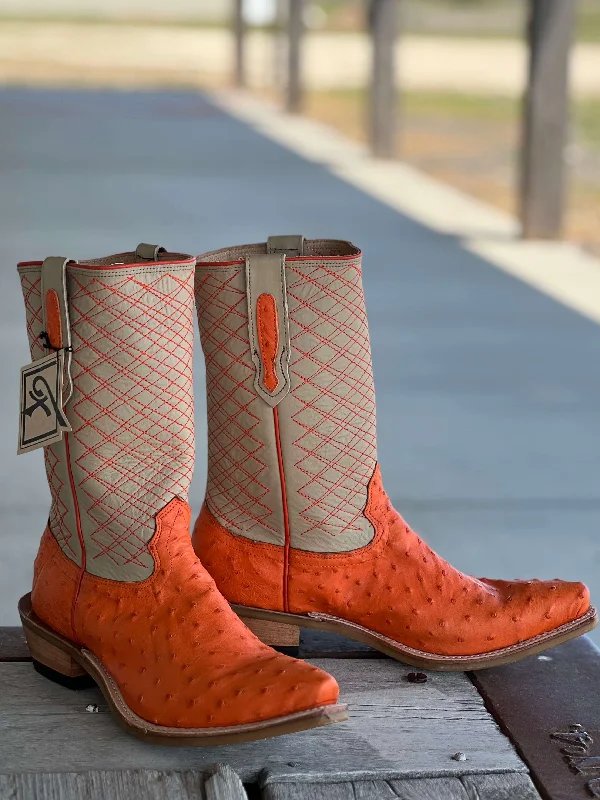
(0, 770, 207, 800)
(0, 767, 252, 800)
(520, 0, 576, 239)
(472, 637, 600, 800)
(0, 626, 30, 662)
(263, 784, 353, 800)
(0, 660, 524, 783)
(264, 773, 541, 799)
(461, 772, 540, 800)
(386, 777, 469, 799)
(351, 781, 402, 799)
(205, 764, 248, 800)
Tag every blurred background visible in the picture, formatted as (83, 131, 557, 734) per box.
(1, 1, 600, 643)
(2, 0, 600, 250)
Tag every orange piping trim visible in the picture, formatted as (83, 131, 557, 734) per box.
(64, 433, 86, 643)
(45, 289, 63, 349)
(273, 406, 290, 612)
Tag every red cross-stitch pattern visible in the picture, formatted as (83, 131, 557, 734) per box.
(20, 272, 45, 360)
(285, 262, 377, 540)
(44, 447, 77, 559)
(19, 269, 80, 562)
(195, 270, 277, 538)
(67, 268, 195, 575)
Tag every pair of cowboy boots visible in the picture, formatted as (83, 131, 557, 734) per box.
(17, 237, 596, 745)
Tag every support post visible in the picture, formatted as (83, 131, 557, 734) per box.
(520, 0, 577, 239)
(233, 0, 245, 88)
(368, 0, 399, 158)
(286, 0, 304, 113)
(273, 0, 287, 91)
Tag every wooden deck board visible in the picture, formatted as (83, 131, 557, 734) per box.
(0, 765, 248, 800)
(0, 659, 524, 783)
(472, 637, 600, 800)
(264, 773, 541, 799)
(0, 770, 207, 800)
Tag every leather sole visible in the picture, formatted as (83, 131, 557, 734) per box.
(232, 603, 599, 671)
(18, 593, 348, 745)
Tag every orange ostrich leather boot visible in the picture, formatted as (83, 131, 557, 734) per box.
(17, 245, 345, 745)
(192, 236, 596, 670)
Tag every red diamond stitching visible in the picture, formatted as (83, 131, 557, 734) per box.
(286, 263, 377, 538)
(196, 271, 276, 535)
(44, 448, 76, 559)
(67, 271, 195, 568)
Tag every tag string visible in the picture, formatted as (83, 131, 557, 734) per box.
(39, 331, 73, 353)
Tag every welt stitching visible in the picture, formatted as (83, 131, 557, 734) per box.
(68, 263, 195, 279)
(196, 260, 361, 275)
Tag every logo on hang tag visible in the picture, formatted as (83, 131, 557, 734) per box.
(18, 351, 72, 454)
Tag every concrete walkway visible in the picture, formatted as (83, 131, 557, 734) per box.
(1, 87, 600, 648)
(2, 23, 600, 95)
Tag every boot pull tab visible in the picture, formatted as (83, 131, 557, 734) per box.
(246, 254, 291, 407)
(267, 235, 305, 258)
(135, 243, 166, 261)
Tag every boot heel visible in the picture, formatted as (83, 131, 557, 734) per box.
(242, 616, 300, 648)
(24, 626, 95, 690)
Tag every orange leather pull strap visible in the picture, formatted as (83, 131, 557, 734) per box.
(245, 253, 291, 407)
(256, 293, 279, 393)
(45, 289, 63, 350)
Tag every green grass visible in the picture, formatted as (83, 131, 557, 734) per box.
(404, 91, 518, 123)
(404, 92, 600, 150)
(314, 89, 600, 153)
(578, 6, 600, 43)
(576, 99, 600, 148)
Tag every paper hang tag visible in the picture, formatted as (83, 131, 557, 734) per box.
(18, 351, 72, 455)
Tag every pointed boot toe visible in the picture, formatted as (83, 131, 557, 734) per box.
(481, 577, 592, 639)
(212, 653, 341, 727)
